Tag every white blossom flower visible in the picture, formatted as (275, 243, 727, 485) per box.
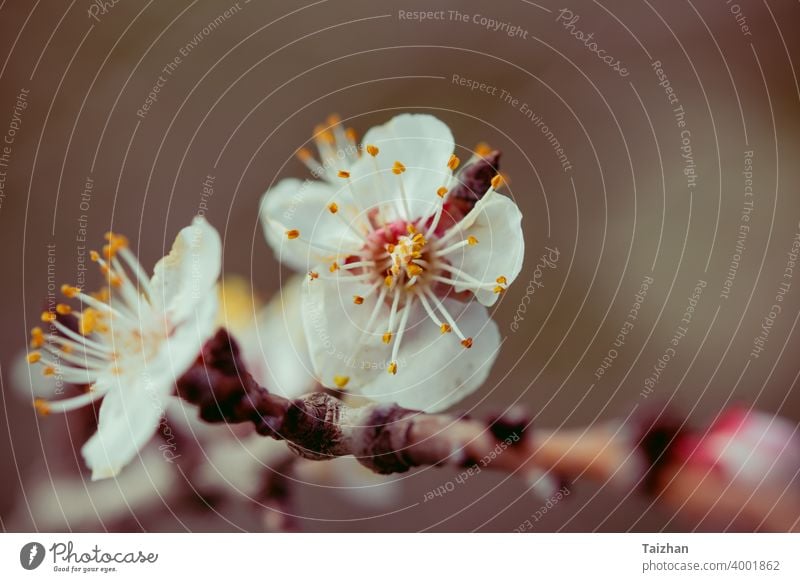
(261, 114, 524, 411)
(26, 216, 222, 480)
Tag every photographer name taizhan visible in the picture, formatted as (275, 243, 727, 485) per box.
(643, 543, 689, 554)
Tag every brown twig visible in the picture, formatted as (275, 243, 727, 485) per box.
(176, 329, 800, 531)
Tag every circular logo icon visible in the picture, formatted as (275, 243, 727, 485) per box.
(20, 542, 46, 570)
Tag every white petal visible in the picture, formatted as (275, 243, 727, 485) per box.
(348, 114, 455, 222)
(443, 191, 524, 306)
(240, 276, 317, 398)
(149, 216, 222, 322)
(260, 178, 365, 271)
(302, 274, 500, 412)
(81, 294, 216, 480)
(359, 299, 500, 412)
(81, 381, 167, 481)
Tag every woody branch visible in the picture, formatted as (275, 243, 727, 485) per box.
(176, 329, 800, 532)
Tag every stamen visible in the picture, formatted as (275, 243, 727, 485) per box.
(387, 362, 397, 375)
(366, 144, 379, 157)
(447, 154, 460, 171)
(461, 338, 474, 349)
(55, 304, 72, 315)
(30, 327, 44, 348)
(441, 323, 452, 334)
(353, 295, 364, 305)
(337, 170, 350, 179)
(328, 202, 339, 214)
(41, 311, 56, 323)
(61, 284, 80, 298)
(423, 288, 467, 341)
(436, 186, 447, 198)
(308, 271, 319, 280)
(392, 161, 406, 174)
(491, 174, 503, 189)
(27, 352, 41, 363)
(496, 276, 508, 285)
(286, 229, 300, 240)
(333, 375, 350, 389)
(475, 142, 492, 157)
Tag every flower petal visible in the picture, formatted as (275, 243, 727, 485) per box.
(149, 216, 222, 322)
(260, 178, 366, 271)
(81, 293, 217, 480)
(81, 380, 166, 481)
(348, 114, 455, 222)
(240, 276, 317, 398)
(302, 274, 499, 412)
(443, 191, 524, 306)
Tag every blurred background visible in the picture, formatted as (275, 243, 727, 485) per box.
(1, 0, 799, 532)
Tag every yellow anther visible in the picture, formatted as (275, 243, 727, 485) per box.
(55, 304, 72, 315)
(109, 275, 122, 288)
(467, 235, 478, 246)
(41, 311, 56, 323)
(447, 154, 460, 171)
(496, 276, 508, 285)
(286, 229, 300, 240)
(61, 284, 80, 298)
(387, 362, 398, 375)
(392, 161, 406, 175)
(90, 250, 100, 262)
(406, 264, 423, 277)
(491, 174, 504, 189)
(461, 338, 474, 349)
(436, 186, 448, 198)
(384, 275, 394, 287)
(329, 262, 339, 273)
(493, 285, 506, 294)
(412, 233, 425, 244)
(382, 331, 393, 344)
(333, 375, 350, 389)
(30, 327, 44, 348)
(345, 127, 358, 142)
(328, 202, 339, 214)
(42, 366, 56, 377)
(353, 295, 365, 305)
(62, 344, 74, 354)
(308, 271, 319, 280)
(102, 244, 116, 260)
(33, 398, 50, 416)
(406, 223, 416, 234)
(386, 243, 395, 253)
(366, 144, 379, 157)
(297, 147, 313, 161)
(91, 287, 110, 302)
(337, 170, 350, 179)
(475, 142, 492, 157)
(326, 113, 341, 126)
(27, 352, 42, 364)
(79, 309, 98, 336)
(440, 323, 452, 334)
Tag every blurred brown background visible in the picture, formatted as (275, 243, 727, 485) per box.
(1, 0, 799, 532)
